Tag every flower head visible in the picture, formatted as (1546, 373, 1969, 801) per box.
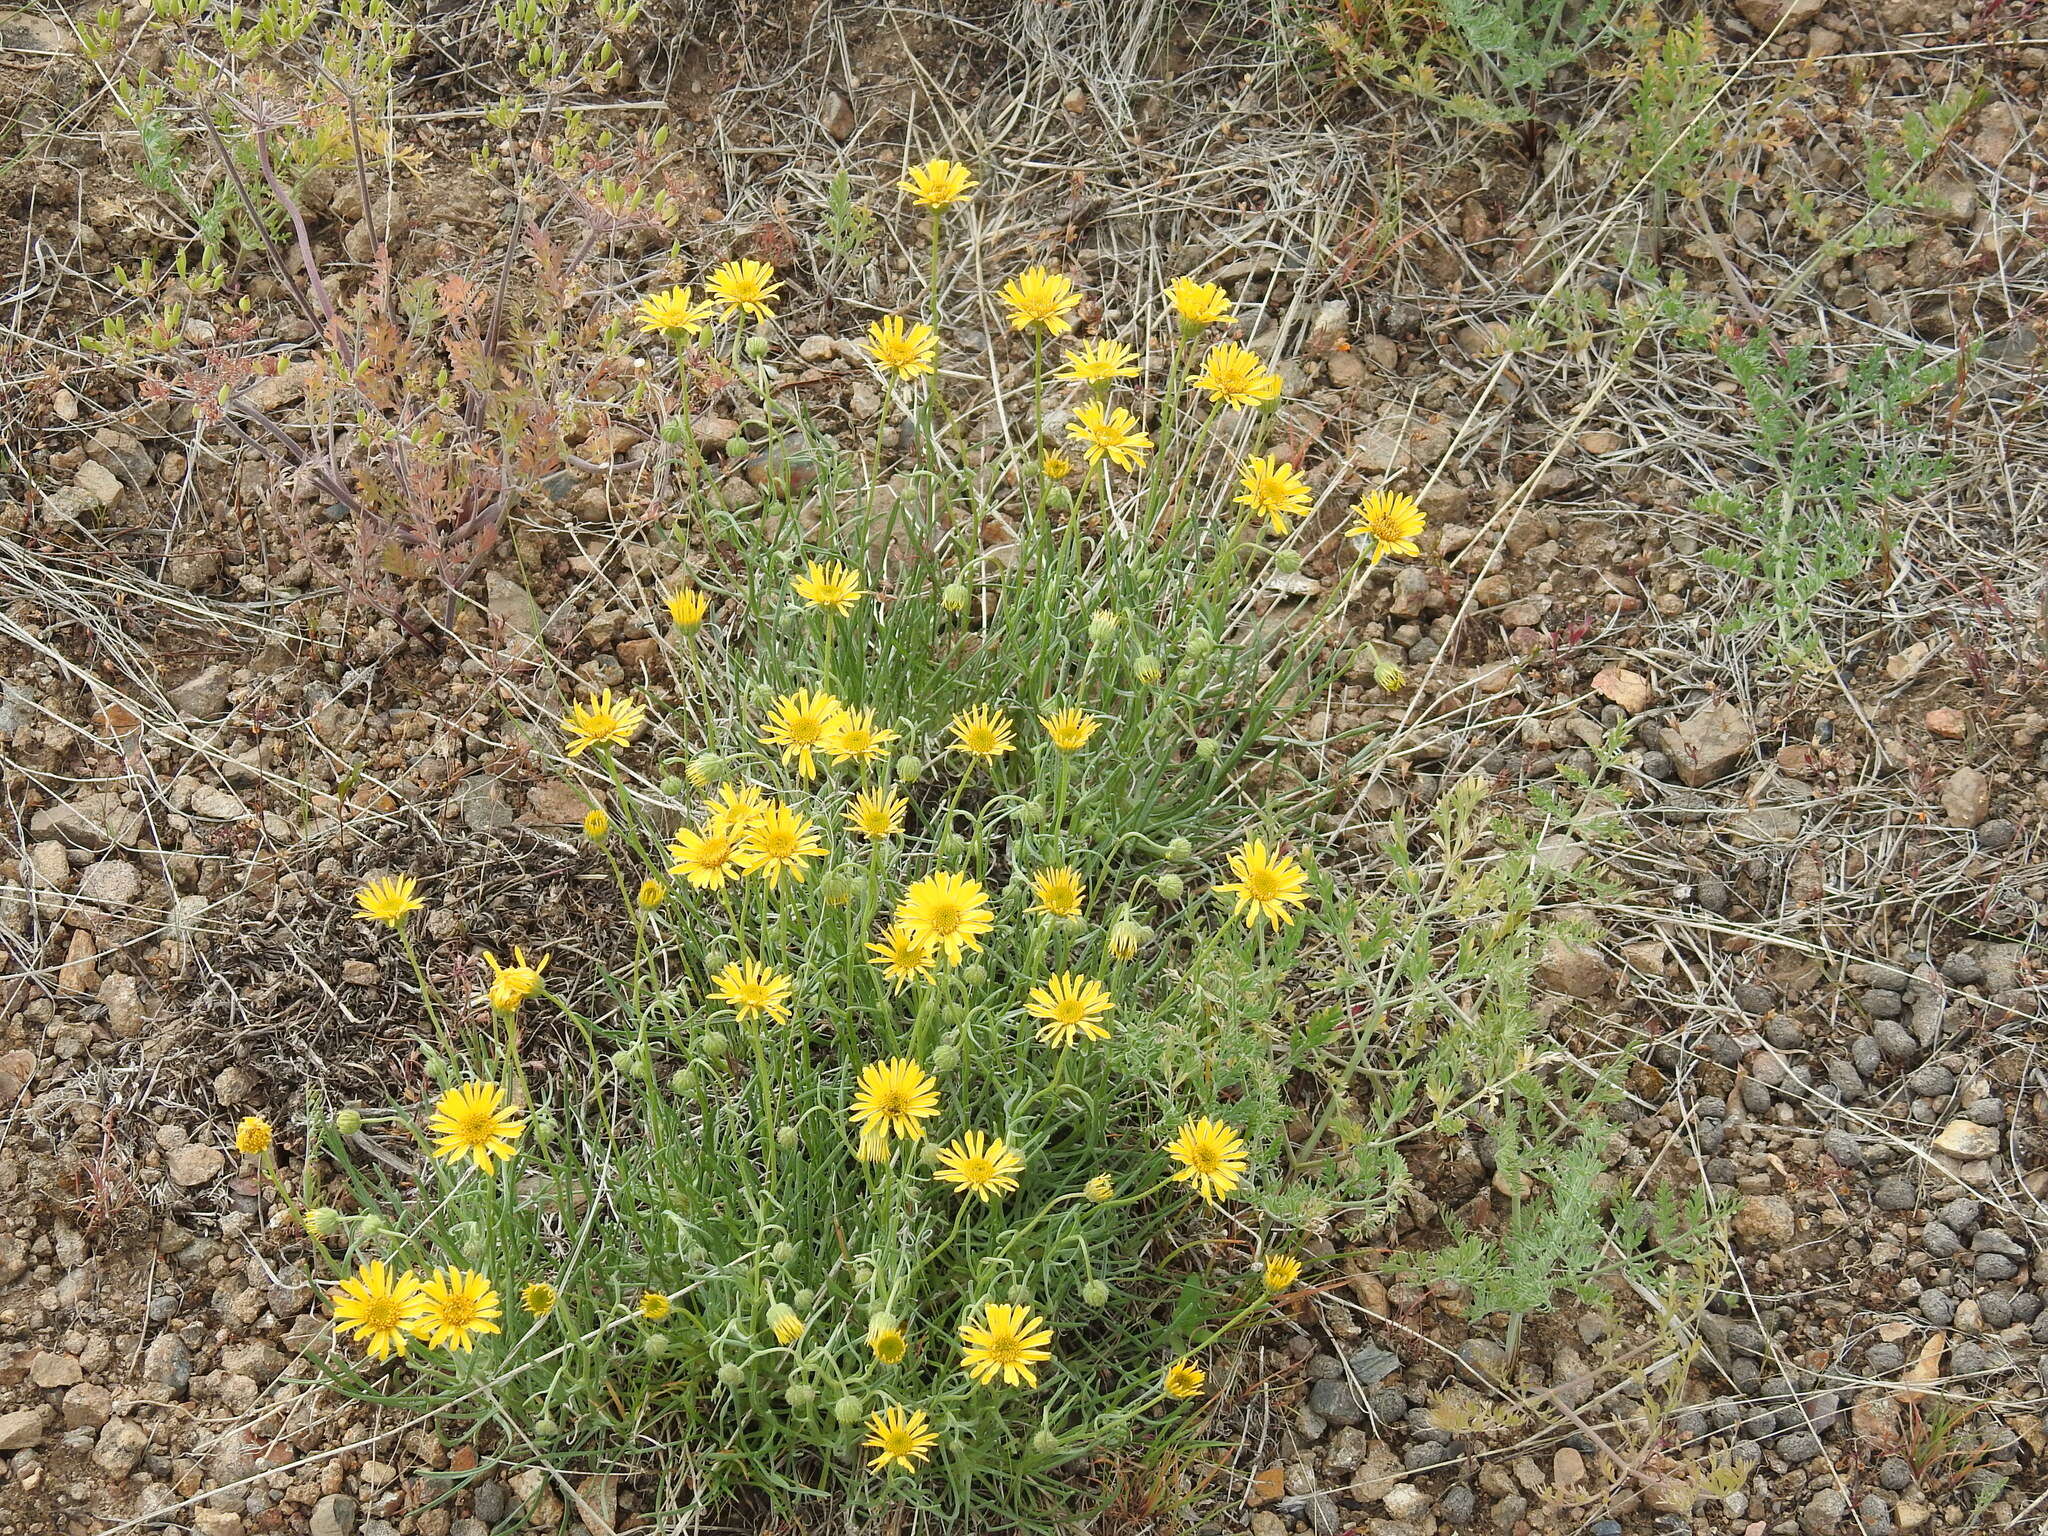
(863, 1405, 940, 1472)
(331, 1260, 427, 1361)
(824, 708, 898, 766)
(1040, 451, 1074, 481)
(948, 703, 1015, 761)
(1083, 1173, 1115, 1203)
(866, 315, 938, 381)
(1215, 838, 1312, 929)
(1163, 1359, 1207, 1400)
(702, 782, 770, 839)
(760, 689, 847, 779)
(933, 1130, 1026, 1203)
(959, 1302, 1054, 1388)
(791, 560, 866, 616)
(636, 878, 667, 910)
(706, 258, 779, 322)
(998, 265, 1081, 335)
(354, 874, 423, 929)
(521, 1281, 558, 1318)
(1190, 342, 1283, 410)
(1107, 916, 1148, 959)
(1164, 1116, 1249, 1204)
(582, 807, 611, 841)
(1347, 488, 1426, 565)
(1375, 659, 1406, 692)
(1027, 866, 1085, 919)
(667, 825, 741, 889)
(847, 787, 908, 840)
(766, 1302, 806, 1345)
(899, 158, 977, 209)
(867, 922, 938, 990)
(1236, 455, 1314, 535)
(895, 871, 994, 965)
(429, 1081, 525, 1173)
(1262, 1254, 1303, 1294)
(639, 1291, 672, 1321)
(709, 957, 794, 1025)
(1165, 275, 1233, 328)
(233, 1116, 274, 1155)
(735, 802, 826, 888)
(850, 1057, 941, 1142)
(637, 285, 714, 338)
(478, 948, 548, 1013)
(869, 1325, 908, 1364)
(1054, 337, 1140, 385)
(1038, 707, 1099, 751)
(561, 689, 648, 757)
(1025, 972, 1114, 1047)
(416, 1267, 502, 1352)
(1065, 400, 1153, 471)
(666, 586, 709, 630)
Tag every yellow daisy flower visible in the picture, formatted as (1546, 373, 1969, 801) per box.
(1347, 489, 1427, 566)
(233, 1116, 273, 1155)
(706, 258, 779, 322)
(1065, 400, 1153, 471)
(1164, 1116, 1249, 1204)
(1054, 337, 1140, 385)
(869, 1324, 908, 1364)
(948, 703, 1015, 760)
(792, 560, 866, 616)
(415, 1267, 502, 1352)
(766, 1302, 806, 1345)
(959, 1302, 1054, 1388)
(997, 265, 1080, 335)
(894, 871, 994, 965)
(560, 689, 648, 757)
(428, 1081, 525, 1173)
(1083, 1173, 1115, 1202)
(933, 1130, 1026, 1203)
(863, 1405, 940, 1472)
(1025, 972, 1114, 1047)
(583, 807, 611, 840)
(667, 825, 741, 889)
(1189, 342, 1283, 410)
(898, 158, 977, 209)
(665, 586, 709, 629)
(1262, 1254, 1303, 1294)
(521, 1281, 558, 1317)
(637, 285, 713, 338)
(354, 874, 423, 929)
(331, 1260, 427, 1361)
(1038, 707, 1099, 751)
(1163, 1359, 1207, 1399)
(639, 1291, 672, 1321)
(1165, 275, 1233, 328)
(846, 787, 909, 839)
(866, 315, 938, 381)
(709, 957, 794, 1025)
(1215, 838, 1312, 929)
(735, 802, 825, 888)
(759, 689, 847, 779)
(850, 1057, 940, 1142)
(1027, 865, 1084, 919)
(635, 878, 667, 910)
(1040, 451, 1074, 481)
(1236, 455, 1314, 535)
(477, 947, 548, 1013)
(824, 708, 898, 766)
(867, 922, 938, 990)
(701, 782, 770, 839)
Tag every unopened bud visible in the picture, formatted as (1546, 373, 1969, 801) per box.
(894, 753, 924, 784)
(642, 1331, 671, 1358)
(834, 1394, 865, 1424)
(1031, 1428, 1062, 1456)
(1154, 873, 1184, 900)
(1192, 736, 1220, 762)
(1087, 609, 1119, 644)
(1081, 1279, 1110, 1307)
(717, 1363, 745, 1388)
(699, 1031, 731, 1061)
(687, 752, 726, 787)
(334, 1109, 364, 1136)
(771, 1240, 796, 1263)
(1133, 654, 1163, 685)
(962, 962, 988, 987)
(303, 1207, 343, 1238)
(776, 1125, 799, 1150)
(1013, 800, 1047, 827)
(930, 1042, 961, 1073)
(940, 581, 970, 613)
(1165, 836, 1193, 862)
(744, 335, 771, 359)
(1271, 547, 1304, 573)
(784, 1382, 817, 1410)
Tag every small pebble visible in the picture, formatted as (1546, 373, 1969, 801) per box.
(1919, 1290, 1957, 1326)
(1733, 982, 1776, 1014)
(1941, 953, 1985, 985)
(1873, 1175, 1919, 1212)
(1906, 1063, 1955, 1096)
(1878, 1455, 1915, 1491)
(1920, 1221, 1963, 1259)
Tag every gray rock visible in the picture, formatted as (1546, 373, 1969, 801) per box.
(1303, 1492, 1340, 1535)
(1873, 1021, 1919, 1062)
(142, 1334, 191, 1398)
(1848, 1035, 1883, 1079)
(1941, 953, 1985, 986)
(1764, 1017, 1805, 1050)
(168, 665, 233, 720)
(1975, 819, 2015, 851)
(1919, 1290, 1957, 1326)
(1776, 1429, 1823, 1464)
(1821, 1128, 1865, 1169)
(92, 1417, 150, 1476)
(1941, 766, 1992, 828)
(1966, 1096, 2005, 1127)
(1733, 983, 1776, 1015)
(1696, 876, 1731, 912)
(1920, 1221, 1963, 1258)
(1976, 1253, 2020, 1282)
(1800, 1487, 1848, 1535)
(1345, 1344, 1401, 1386)
(1950, 1340, 1993, 1376)
(2010, 1292, 2041, 1323)
(1978, 1292, 2013, 1328)
(1864, 1342, 1904, 1374)
(1826, 1055, 1866, 1101)
(1878, 1455, 1915, 1491)
(1402, 1440, 1455, 1470)
(1908, 1064, 1957, 1097)
(459, 779, 516, 832)
(1438, 1485, 1477, 1523)
(311, 1494, 360, 1536)
(1857, 1492, 1895, 1535)
(1853, 961, 1911, 991)
(1973, 1229, 2024, 1257)
(472, 1481, 511, 1524)
(1306, 1377, 1364, 1426)
(1861, 988, 1904, 1019)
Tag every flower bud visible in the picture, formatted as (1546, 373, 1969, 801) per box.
(1006, 1282, 1033, 1307)
(303, 1207, 343, 1238)
(1046, 485, 1073, 513)
(658, 774, 687, 798)
(818, 869, 858, 908)
(668, 1067, 698, 1095)
(699, 1031, 731, 1061)
(930, 1042, 961, 1073)
(1165, 836, 1193, 862)
(535, 1416, 559, 1437)
(1031, 1428, 1062, 1456)
(659, 417, 689, 445)
(724, 435, 751, 459)
(1012, 800, 1047, 827)
(1271, 547, 1304, 574)
(583, 808, 610, 840)
(775, 1125, 799, 1150)
(1185, 629, 1217, 662)
(745, 335, 771, 360)
(1374, 660, 1406, 693)
(937, 832, 968, 859)
(942, 1002, 968, 1028)
(833, 1394, 866, 1424)
(1192, 736, 1220, 762)
(717, 1362, 745, 1388)
(1107, 919, 1146, 959)
(687, 752, 726, 787)
(894, 753, 924, 784)
(961, 962, 988, 987)
(1081, 1279, 1110, 1307)
(854, 1265, 877, 1289)
(771, 1239, 796, 1263)
(940, 581, 970, 613)
(354, 1213, 386, 1238)
(1154, 873, 1184, 901)
(793, 1288, 815, 1310)
(334, 1109, 364, 1136)
(610, 1044, 652, 1078)
(917, 1140, 943, 1167)
(747, 682, 776, 710)
(784, 1382, 817, 1410)
(642, 1331, 671, 1358)
(1087, 609, 1120, 644)
(1083, 1174, 1114, 1203)
(1133, 654, 1163, 685)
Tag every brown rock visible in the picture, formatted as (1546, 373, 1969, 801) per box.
(1536, 936, 1611, 999)
(1732, 1194, 1795, 1249)
(1932, 1119, 1998, 1160)
(1591, 666, 1653, 713)
(165, 1143, 225, 1188)
(1939, 767, 1991, 828)
(57, 928, 98, 995)
(617, 637, 663, 672)
(1899, 1332, 1945, 1403)
(29, 1352, 82, 1388)
(1735, 0, 1823, 29)
(1924, 707, 1966, 740)
(1663, 698, 1756, 787)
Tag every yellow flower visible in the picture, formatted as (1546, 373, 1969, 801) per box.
(1054, 337, 1139, 385)
(667, 825, 741, 889)
(639, 1291, 672, 1321)
(1040, 451, 1073, 481)
(1347, 489, 1427, 565)
(1375, 660, 1406, 692)
(477, 948, 548, 1013)
(867, 922, 938, 990)
(232, 1116, 273, 1155)
(1164, 1116, 1249, 1204)
(854, 1124, 893, 1163)
(959, 1302, 1053, 1388)
(895, 871, 994, 965)
(1065, 400, 1153, 471)
(1038, 707, 1098, 751)
(870, 1325, 908, 1364)
(331, 1260, 427, 1361)
(561, 689, 648, 757)
(1027, 865, 1085, 919)
(1083, 1173, 1115, 1203)
(1025, 972, 1114, 1047)
(354, 874, 423, 929)
(766, 1302, 806, 1345)
(760, 688, 847, 779)
(933, 1131, 1025, 1202)
(792, 560, 866, 616)
(1215, 838, 1312, 929)
(1262, 1254, 1303, 1294)
(1163, 1359, 1207, 1400)
(948, 703, 1015, 761)
(1189, 342, 1283, 410)
(1107, 916, 1147, 959)
(847, 787, 908, 839)
(429, 1081, 525, 1173)
(635, 878, 667, 910)
(415, 1267, 503, 1352)
(997, 265, 1081, 335)
(709, 957, 794, 1025)
(1236, 455, 1313, 535)
(706, 258, 780, 322)
(735, 802, 825, 888)
(1165, 275, 1233, 327)
(637, 284, 713, 337)
(702, 782, 770, 839)
(866, 315, 938, 381)
(521, 1281, 558, 1317)
(863, 1405, 939, 1472)
(665, 586, 709, 629)
(824, 708, 898, 767)
(850, 1057, 940, 1142)
(899, 157, 977, 209)
(582, 807, 611, 840)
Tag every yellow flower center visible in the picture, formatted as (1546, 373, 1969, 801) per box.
(1186, 1144, 1221, 1174)
(756, 830, 796, 858)
(875, 1088, 910, 1117)
(363, 1297, 402, 1332)
(455, 1109, 499, 1146)
(982, 1333, 1023, 1365)
(1242, 869, 1281, 901)
(922, 901, 963, 936)
(439, 1293, 478, 1327)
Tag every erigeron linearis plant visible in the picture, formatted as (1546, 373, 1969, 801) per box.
(229, 160, 1441, 1527)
